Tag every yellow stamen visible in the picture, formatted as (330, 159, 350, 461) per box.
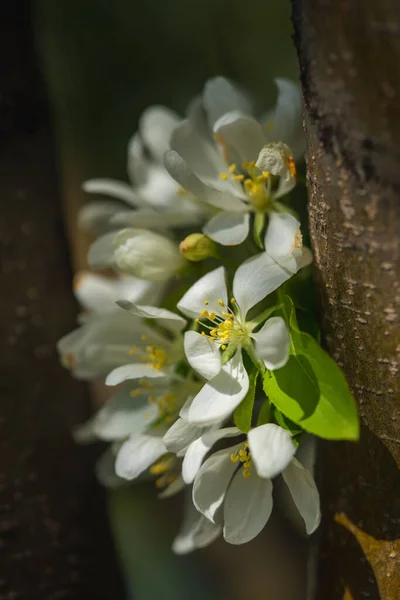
(218, 299, 225, 307)
(228, 163, 237, 173)
(219, 172, 228, 180)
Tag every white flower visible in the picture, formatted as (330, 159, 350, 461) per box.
(164, 77, 304, 246)
(88, 227, 185, 281)
(72, 271, 164, 316)
(81, 106, 205, 231)
(190, 423, 320, 545)
(57, 300, 185, 381)
(176, 264, 292, 423)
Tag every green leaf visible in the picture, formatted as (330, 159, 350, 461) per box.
(234, 366, 259, 433)
(272, 406, 303, 437)
(257, 400, 270, 426)
(264, 294, 359, 441)
(253, 212, 265, 249)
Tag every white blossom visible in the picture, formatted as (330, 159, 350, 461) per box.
(88, 227, 185, 281)
(190, 423, 320, 545)
(164, 77, 304, 246)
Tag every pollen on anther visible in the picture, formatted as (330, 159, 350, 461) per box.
(201, 331, 206, 337)
(221, 344, 227, 350)
(219, 172, 228, 180)
(204, 300, 209, 305)
(218, 299, 225, 307)
(200, 309, 209, 318)
(231, 298, 236, 304)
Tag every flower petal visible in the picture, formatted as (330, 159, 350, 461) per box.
(164, 150, 246, 212)
(172, 493, 221, 554)
(213, 111, 266, 164)
(139, 105, 180, 162)
(78, 200, 124, 233)
(186, 351, 249, 425)
(127, 132, 149, 185)
(170, 119, 226, 181)
(95, 448, 127, 489)
(163, 418, 209, 456)
(223, 471, 273, 544)
(83, 179, 143, 207)
(117, 300, 187, 331)
(105, 363, 167, 386)
(182, 427, 241, 484)
(233, 252, 292, 318)
(184, 330, 221, 380)
(248, 423, 296, 479)
(193, 446, 239, 522)
(203, 211, 250, 246)
(115, 433, 166, 480)
(203, 77, 253, 127)
(264, 212, 301, 273)
(282, 457, 321, 534)
(73, 272, 119, 314)
(87, 231, 116, 269)
(90, 383, 158, 441)
(110, 208, 202, 229)
(177, 266, 227, 319)
(251, 316, 290, 370)
(267, 78, 305, 160)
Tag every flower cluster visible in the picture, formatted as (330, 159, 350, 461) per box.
(58, 76, 358, 553)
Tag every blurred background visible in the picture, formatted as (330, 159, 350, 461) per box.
(1, 2, 309, 598)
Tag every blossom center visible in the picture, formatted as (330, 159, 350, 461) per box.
(230, 442, 252, 478)
(219, 162, 272, 211)
(196, 297, 249, 350)
(149, 455, 179, 489)
(129, 334, 170, 370)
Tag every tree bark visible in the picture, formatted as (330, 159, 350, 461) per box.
(291, 1, 400, 598)
(0, 3, 124, 598)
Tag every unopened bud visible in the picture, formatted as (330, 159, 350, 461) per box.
(179, 233, 217, 262)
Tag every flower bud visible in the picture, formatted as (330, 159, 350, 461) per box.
(113, 228, 184, 281)
(179, 233, 217, 262)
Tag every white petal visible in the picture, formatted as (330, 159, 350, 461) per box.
(177, 266, 227, 319)
(113, 228, 183, 281)
(282, 457, 321, 534)
(193, 447, 239, 522)
(172, 494, 221, 554)
(203, 211, 250, 246)
(83, 179, 141, 207)
(117, 300, 187, 331)
(95, 448, 127, 489)
(127, 132, 149, 185)
(268, 78, 305, 160)
(213, 111, 266, 164)
(91, 383, 158, 441)
(164, 150, 246, 212)
(223, 471, 273, 544)
(248, 423, 296, 479)
(139, 105, 180, 162)
(203, 77, 253, 127)
(105, 363, 166, 386)
(110, 208, 201, 229)
(78, 200, 123, 233)
(251, 316, 290, 370)
(73, 272, 119, 314)
(186, 352, 249, 425)
(233, 252, 292, 318)
(115, 434, 166, 480)
(87, 232, 116, 269)
(158, 474, 185, 499)
(170, 119, 226, 181)
(163, 418, 208, 456)
(184, 331, 221, 380)
(264, 212, 301, 273)
(182, 427, 240, 484)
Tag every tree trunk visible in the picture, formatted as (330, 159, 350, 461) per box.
(0, 3, 124, 598)
(291, 1, 400, 598)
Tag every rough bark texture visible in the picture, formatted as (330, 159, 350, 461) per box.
(0, 3, 124, 598)
(292, 1, 400, 598)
